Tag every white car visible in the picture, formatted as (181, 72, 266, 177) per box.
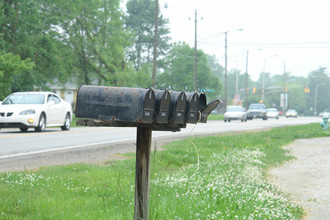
(224, 106, 247, 122)
(286, 109, 298, 118)
(0, 92, 72, 132)
(266, 108, 279, 119)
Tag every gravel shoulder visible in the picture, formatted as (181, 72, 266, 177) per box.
(267, 137, 330, 220)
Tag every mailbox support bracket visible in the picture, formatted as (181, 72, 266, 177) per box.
(77, 119, 186, 132)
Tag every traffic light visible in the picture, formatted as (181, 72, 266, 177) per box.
(76, 85, 219, 131)
(253, 87, 256, 94)
(304, 86, 310, 93)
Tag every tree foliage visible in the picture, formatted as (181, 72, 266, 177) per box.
(0, 52, 34, 99)
(125, 0, 171, 72)
(158, 42, 222, 100)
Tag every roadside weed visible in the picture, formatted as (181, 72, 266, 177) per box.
(0, 123, 327, 219)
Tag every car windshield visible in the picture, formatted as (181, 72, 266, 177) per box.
(249, 104, 265, 110)
(227, 107, 243, 112)
(2, 94, 45, 105)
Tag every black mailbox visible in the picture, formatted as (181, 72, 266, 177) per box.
(76, 85, 155, 124)
(185, 92, 207, 123)
(154, 90, 170, 124)
(76, 85, 220, 131)
(169, 91, 186, 124)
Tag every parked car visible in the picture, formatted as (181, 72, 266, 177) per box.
(0, 92, 72, 132)
(224, 106, 247, 122)
(247, 103, 267, 120)
(286, 109, 298, 118)
(266, 108, 279, 119)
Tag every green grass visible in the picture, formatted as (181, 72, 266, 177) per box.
(207, 113, 224, 120)
(70, 114, 80, 127)
(0, 123, 328, 219)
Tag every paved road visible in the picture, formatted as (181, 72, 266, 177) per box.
(0, 117, 320, 159)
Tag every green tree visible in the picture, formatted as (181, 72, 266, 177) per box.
(158, 42, 221, 100)
(306, 67, 330, 115)
(51, 0, 130, 86)
(125, 0, 171, 72)
(0, 0, 72, 91)
(0, 52, 34, 99)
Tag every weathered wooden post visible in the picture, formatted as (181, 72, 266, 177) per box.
(75, 85, 219, 220)
(135, 127, 152, 219)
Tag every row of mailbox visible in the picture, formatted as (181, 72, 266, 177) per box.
(76, 85, 218, 126)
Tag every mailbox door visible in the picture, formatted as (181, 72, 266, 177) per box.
(155, 90, 170, 124)
(169, 91, 186, 124)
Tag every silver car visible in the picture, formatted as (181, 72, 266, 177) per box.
(0, 92, 72, 132)
(224, 106, 247, 122)
(286, 109, 298, 118)
(266, 108, 279, 119)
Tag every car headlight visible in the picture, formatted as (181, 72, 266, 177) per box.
(19, 109, 35, 115)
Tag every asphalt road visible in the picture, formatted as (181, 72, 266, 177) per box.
(0, 116, 320, 159)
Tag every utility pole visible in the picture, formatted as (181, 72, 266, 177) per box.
(152, 0, 159, 88)
(245, 50, 249, 108)
(224, 31, 228, 110)
(283, 61, 286, 114)
(193, 9, 197, 91)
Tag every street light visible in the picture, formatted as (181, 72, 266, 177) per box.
(245, 49, 262, 108)
(314, 82, 325, 116)
(224, 28, 243, 111)
(261, 55, 278, 102)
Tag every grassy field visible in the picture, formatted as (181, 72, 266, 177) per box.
(206, 113, 224, 121)
(0, 124, 328, 219)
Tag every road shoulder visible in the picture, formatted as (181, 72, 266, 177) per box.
(267, 137, 330, 219)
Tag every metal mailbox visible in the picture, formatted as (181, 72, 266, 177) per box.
(185, 92, 207, 123)
(76, 85, 155, 124)
(76, 85, 220, 130)
(154, 90, 170, 124)
(169, 91, 186, 124)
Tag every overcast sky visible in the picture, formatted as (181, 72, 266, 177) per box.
(160, 0, 330, 80)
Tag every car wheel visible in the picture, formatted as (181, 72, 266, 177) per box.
(228, 120, 231, 122)
(20, 128, 28, 132)
(224, 120, 227, 122)
(61, 113, 71, 131)
(35, 113, 46, 132)
(241, 119, 244, 122)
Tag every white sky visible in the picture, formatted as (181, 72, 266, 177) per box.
(160, 0, 330, 80)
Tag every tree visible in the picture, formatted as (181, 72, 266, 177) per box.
(0, 0, 74, 91)
(50, 0, 130, 86)
(0, 52, 34, 99)
(306, 67, 330, 115)
(158, 42, 221, 100)
(125, 0, 171, 72)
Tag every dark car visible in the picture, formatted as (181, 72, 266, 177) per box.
(247, 103, 267, 120)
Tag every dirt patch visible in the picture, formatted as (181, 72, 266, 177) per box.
(267, 137, 330, 219)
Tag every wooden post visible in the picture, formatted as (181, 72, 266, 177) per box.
(134, 127, 152, 220)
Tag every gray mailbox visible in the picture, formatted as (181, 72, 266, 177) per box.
(169, 91, 186, 124)
(76, 85, 155, 124)
(154, 89, 170, 124)
(185, 92, 207, 123)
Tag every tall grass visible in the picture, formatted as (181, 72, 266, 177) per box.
(0, 123, 328, 219)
